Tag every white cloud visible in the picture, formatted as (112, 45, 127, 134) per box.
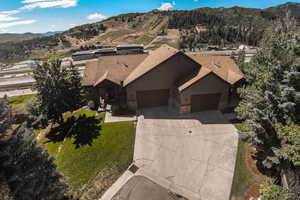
(22, 0, 50, 3)
(87, 13, 107, 20)
(0, 0, 78, 31)
(157, 2, 175, 11)
(0, 10, 20, 15)
(0, 20, 37, 28)
(21, 0, 78, 10)
(0, 10, 20, 22)
(0, 14, 19, 22)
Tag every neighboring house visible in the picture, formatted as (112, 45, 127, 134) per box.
(82, 45, 244, 113)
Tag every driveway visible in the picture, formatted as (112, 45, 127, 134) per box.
(133, 107, 238, 200)
(112, 176, 187, 200)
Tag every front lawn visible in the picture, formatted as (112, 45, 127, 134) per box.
(40, 109, 136, 193)
(8, 94, 36, 114)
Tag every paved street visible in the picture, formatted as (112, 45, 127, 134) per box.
(0, 88, 37, 98)
(133, 107, 238, 200)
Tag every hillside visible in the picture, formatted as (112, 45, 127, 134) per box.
(266, 2, 300, 22)
(0, 33, 42, 43)
(0, 2, 299, 63)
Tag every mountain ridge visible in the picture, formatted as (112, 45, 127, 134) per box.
(0, 2, 299, 63)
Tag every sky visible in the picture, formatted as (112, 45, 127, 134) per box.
(0, 0, 300, 33)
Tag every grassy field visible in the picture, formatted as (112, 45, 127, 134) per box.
(40, 108, 136, 191)
(97, 29, 135, 42)
(8, 94, 37, 114)
(147, 38, 179, 50)
(134, 34, 154, 45)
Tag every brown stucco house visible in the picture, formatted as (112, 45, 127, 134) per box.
(82, 45, 244, 114)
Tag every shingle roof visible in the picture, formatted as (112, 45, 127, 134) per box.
(82, 54, 148, 86)
(178, 67, 212, 92)
(123, 45, 180, 86)
(178, 55, 244, 92)
(82, 46, 244, 92)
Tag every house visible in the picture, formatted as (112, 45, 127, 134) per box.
(82, 45, 244, 113)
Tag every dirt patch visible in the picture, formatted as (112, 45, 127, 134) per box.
(243, 145, 265, 200)
(232, 144, 265, 200)
(36, 123, 53, 142)
(244, 181, 262, 200)
(245, 145, 262, 177)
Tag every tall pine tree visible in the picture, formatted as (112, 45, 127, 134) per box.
(0, 125, 69, 200)
(1, 97, 69, 200)
(236, 17, 300, 198)
(33, 60, 83, 124)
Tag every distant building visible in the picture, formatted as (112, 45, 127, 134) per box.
(94, 47, 117, 57)
(72, 50, 97, 61)
(238, 45, 249, 51)
(72, 45, 144, 61)
(116, 44, 144, 55)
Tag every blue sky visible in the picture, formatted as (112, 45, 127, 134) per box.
(0, 0, 300, 33)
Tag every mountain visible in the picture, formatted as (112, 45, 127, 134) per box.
(0, 33, 42, 44)
(265, 2, 300, 22)
(41, 31, 63, 37)
(0, 31, 63, 44)
(0, 2, 299, 63)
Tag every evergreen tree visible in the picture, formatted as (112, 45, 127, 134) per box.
(0, 96, 11, 138)
(0, 124, 68, 200)
(66, 64, 83, 111)
(236, 50, 246, 65)
(236, 18, 300, 196)
(33, 60, 83, 124)
(0, 97, 13, 200)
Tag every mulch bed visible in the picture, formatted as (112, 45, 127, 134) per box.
(243, 144, 265, 200)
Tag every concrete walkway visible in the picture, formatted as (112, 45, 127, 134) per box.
(101, 107, 238, 200)
(104, 111, 137, 123)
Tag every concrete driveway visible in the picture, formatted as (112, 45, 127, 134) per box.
(133, 107, 238, 200)
(112, 176, 187, 200)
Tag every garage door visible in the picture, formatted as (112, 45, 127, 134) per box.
(191, 93, 221, 112)
(136, 89, 169, 109)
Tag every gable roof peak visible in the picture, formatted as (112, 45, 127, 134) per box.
(123, 45, 180, 86)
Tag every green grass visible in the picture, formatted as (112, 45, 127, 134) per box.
(147, 38, 179, 50)
(63, 108, 96, 119)
(40, 109, 136, 190)
(98, 29, 135, 42)
(8, 94, 37, 114)
(134, 35, 154, 45)
(231, 139, 255, 196)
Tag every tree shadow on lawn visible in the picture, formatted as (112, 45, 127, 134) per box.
(46, 114, 102, 149)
